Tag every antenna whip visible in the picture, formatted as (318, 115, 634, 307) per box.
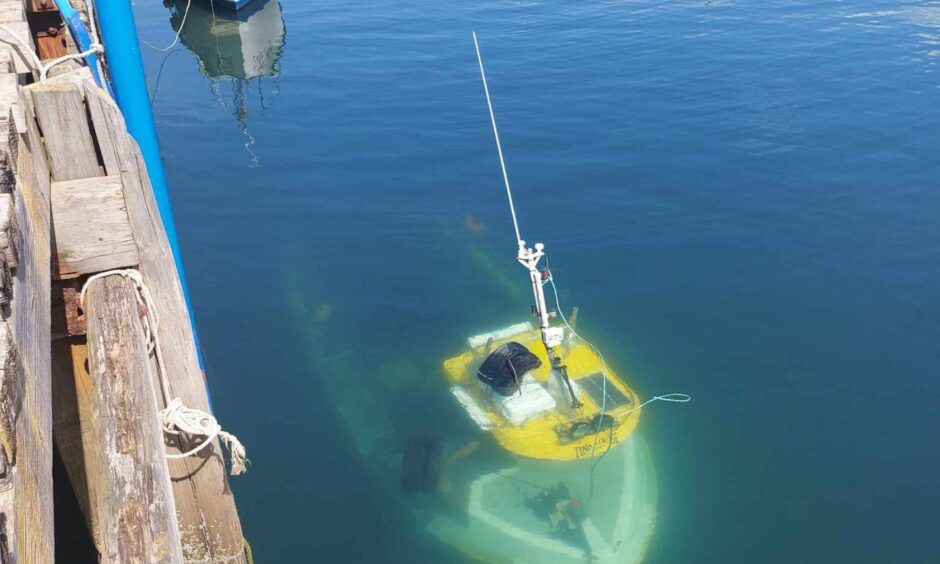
(473, 31, 523, 247)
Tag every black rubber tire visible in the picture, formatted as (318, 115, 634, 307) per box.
(400, 437, 443, 493)
(568, 421, 593, 441)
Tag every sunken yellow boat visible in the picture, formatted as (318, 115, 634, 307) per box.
(443, 275, 643, 462)
(450, 33, 643, 463)
(443, 93, 644, 462)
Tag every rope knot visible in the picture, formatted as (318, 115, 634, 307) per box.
(159, 397, 249, 476)
(82, 270, 249, 476)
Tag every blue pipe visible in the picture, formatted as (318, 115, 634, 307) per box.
(93, 1, 209, 380)
(52, 0, 108, 91)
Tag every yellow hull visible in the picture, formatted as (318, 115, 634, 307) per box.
(444, 327, 641, 461)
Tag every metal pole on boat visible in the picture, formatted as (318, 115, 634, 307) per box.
(473, 31, 523, 249)
(472, 32, 582, 408)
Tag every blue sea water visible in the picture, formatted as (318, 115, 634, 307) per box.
(132, 0, 940, 562)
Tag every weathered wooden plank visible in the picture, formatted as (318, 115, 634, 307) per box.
(0, 21, 34, 75)
(0, 128, 11, 187)
(25, 0, 58, 14)
(16, 86, 49, 233)
(35, 28, 68, 62)
(85, 275, 183, 563)
(0, 321, 16, 475)
(51, 338, 101, 544)
(0, 321, 16, 544)
(0, 74, 15, 115)
(31, 83, 101, 181)
(0, 48, 13, 74)
(84, 82, 119, 176)
(51, 175, 138, 277)
(0, 3, 23, 25)
(0, 263, 9, 310)
(0, 72, 18, 194)
(45, 63, 93, 86)
(51, 278, 87, 338)
(0, 191, 14, 266)
(2, 82, 54, 562)
(0, 192, 14, 307)
(84, 80, 247, 564)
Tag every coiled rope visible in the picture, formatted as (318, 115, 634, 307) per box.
(81, 269, 248, 475)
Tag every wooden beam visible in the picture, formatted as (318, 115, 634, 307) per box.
(26, 0, 58, 14)
(0, 192, 14, 308)
(45, 63, 93, 87)
(0, 3, 24, 24)
(0, 21, 34, 75)
(0, 82, 55, 563)
(83, 81, 246, 563)
(83, 83, 119, 176)
(51, 175, 138, 278)
(0, 49, 11, 75)
(51, 278, 87, 339)
(0, 70, 17, 194)
(51, 338, 101, 545)
(0, 321, 16, 502)
(0, 74, 15, 117)
(84, 274, 183, 563)
(30, 83, 101, 181)
(0, 193, 16, 271)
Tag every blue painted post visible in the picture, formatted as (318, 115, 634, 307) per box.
(52, 0, 108, 91)
(94, 0, 208, 375)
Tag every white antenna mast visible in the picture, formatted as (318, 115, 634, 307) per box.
(472, 31, 522, 247)
(472, 31, 581, 407)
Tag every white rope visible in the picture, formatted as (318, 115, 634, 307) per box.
(0, 24, 103, 83)
(142, 0, 192, 52)
(473, 31, 523, 246)
(545, 274, 689, 442)
(0, 24, 41, 71)
(81, 270, 249, 476)
(84, 0, 108, 88)
(160, 398, 248, 475)
(38, 43, 104, 83)
(613, 392, 692, 417)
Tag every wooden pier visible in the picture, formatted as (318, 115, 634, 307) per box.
(0, 1, 248, 561)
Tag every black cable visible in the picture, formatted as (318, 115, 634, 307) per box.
(587, 417, 616, 499)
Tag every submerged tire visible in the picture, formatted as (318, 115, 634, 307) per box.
(401, 437, 443, 493)
(568, 421, 593, 441)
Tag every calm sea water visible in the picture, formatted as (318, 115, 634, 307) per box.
(133, 1, 940, 562)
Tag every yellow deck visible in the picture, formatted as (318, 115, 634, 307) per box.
(444, 328, 641, 461)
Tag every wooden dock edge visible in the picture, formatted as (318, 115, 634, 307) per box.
(0, 1, 248, 561)
(0, 30, 54, 563)
(84, 274, 183, 563)
(78, 79, 247, 563)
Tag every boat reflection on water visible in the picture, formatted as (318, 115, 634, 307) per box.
(166, 0, 284, 80)
(164, 0, 285, 164)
